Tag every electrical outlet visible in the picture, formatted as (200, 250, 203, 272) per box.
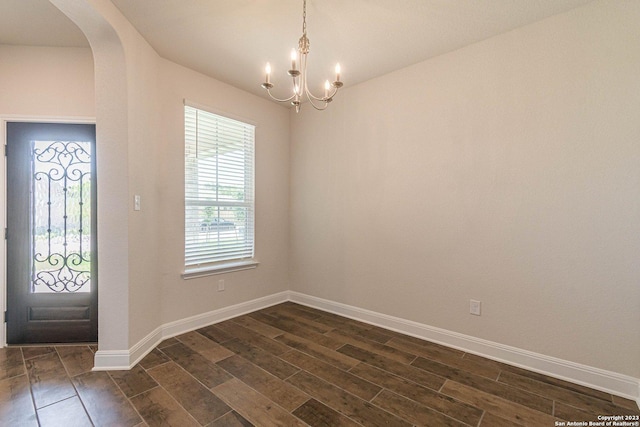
(470, 299, 481, 316)
(218, 279, 225, 292)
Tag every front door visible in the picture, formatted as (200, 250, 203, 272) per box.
(6, 122, 97, 344)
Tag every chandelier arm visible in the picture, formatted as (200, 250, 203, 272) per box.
(300, 53, 324, 102)
(306, 97, 330, 110)
(304, 87, 337, 102)
(266, 89, 297, 103)
(299, 52, 308, 96)
(292, 73, 302, 97)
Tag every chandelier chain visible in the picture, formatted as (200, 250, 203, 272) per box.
(302, 0, 307, 35)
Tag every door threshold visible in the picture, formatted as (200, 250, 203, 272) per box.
(7, 342, 98, 347)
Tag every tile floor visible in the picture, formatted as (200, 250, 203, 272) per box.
(1, 302, 638, 426)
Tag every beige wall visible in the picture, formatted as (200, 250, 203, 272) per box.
(50, 0, 159, 351)
(0, 45, 94, 116)
(157, 59, 290, 324)
(290, 0, 640, 378)
(3, 0, 637, 385)
(48, 0, 290, 351)
(0, 44, 95, 347)
(1, 0, 290, 352)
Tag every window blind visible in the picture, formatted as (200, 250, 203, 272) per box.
(184, 105, 255, 267)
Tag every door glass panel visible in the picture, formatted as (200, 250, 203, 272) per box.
(32, 140, 92, 293)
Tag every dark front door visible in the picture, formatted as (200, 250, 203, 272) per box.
(6, 122, 97, 344)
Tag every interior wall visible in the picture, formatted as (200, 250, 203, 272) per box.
(4, 0, 290, 356)
(0, 44, 95, 346)
(50, 0, 291, 350)
(119, 18, 164, 349)
(290, 0, 640, 378)
(0, 45, 94, 117)
(50, 0, 161, 351)
(157, 59, 291, 325)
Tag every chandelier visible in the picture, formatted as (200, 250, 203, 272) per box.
(261, 0, 343, 112)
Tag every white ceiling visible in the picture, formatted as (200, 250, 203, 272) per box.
(1, 0, 596, 101)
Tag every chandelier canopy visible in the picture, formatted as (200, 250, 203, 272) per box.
(261, 0, 343, 112)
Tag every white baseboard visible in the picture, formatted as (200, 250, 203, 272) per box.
(93, 289, 639, 406)
(93, 291, 289, 371)
(288, 291, 640, 405)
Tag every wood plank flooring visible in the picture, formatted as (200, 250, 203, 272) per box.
(1, 302, 638, 426)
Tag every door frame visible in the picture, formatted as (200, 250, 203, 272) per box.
(1, 115, 96, 347)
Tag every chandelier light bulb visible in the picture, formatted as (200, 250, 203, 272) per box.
(291, 49, 297, 70)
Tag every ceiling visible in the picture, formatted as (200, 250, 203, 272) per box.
(1, 0, 596, 101)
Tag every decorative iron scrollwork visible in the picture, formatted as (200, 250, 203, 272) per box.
(32, 140, 92, 293)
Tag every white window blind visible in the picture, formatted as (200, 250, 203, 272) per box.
(185, 105, 255, 268)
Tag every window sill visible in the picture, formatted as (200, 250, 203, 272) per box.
(182, 260, 259, 280)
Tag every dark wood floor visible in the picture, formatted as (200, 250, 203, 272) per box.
(1, 302, 638, 426)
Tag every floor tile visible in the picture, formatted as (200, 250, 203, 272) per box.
(25, 352, 76, 409)
(73, 371, 141, 426)
(276, 333, 359, 371)
(480, 411, 525, 426)
(292, 398, 361, 427)
(213, 378, 307, 426)
(2, 302, 634, 427)
(220, 339, 300, 380)
(230, 314, 286, 339)
(498, 369, 639, 415)
(109, 364, 158, 398)
(337, 343, 446, 391)
(157, 337, 180, 349)
(554, 401, 601, 422)
(21, 346, 56, 361)
(250, 311, 342, 350)
(217, 354, 309, 411)
(37, 396, 92, 427)
(160, 342, 233, 388)
(130, 386, 200, 427)
(286, 370, 412, 427)
(209, 410, 254, 427)
(139, 348, 170, 370)
(174, 330, 234, 362)
(215, 321, 290, 355)
(496, 360, 615, 402)
(326, 329, 417, 364)
(280, 349, 381, 401)
(56, 345, 94, 377)
(412, 356, 553, 413)
(441, 379, 557, 425)
(0, 347, 26, 381)
(348, 362, 483, 425)
(196, 324, 234, 344)
(612, 395, 640, 411)
(147, 361, 230, 425)
(0, 374, 38, 426)
(372, 389, 468, 426)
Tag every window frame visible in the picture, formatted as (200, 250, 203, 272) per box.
(182, 101, 258, 279)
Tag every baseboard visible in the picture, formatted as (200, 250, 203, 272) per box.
(93, 349, 135, 371)
(93, 291, 289, 371)
(93, 289, 639, 405)
(288, 291, 640, 404)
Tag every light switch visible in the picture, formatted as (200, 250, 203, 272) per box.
(134, 195, 141, 211)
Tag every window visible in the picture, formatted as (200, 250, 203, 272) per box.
(184, 105, 255, 274)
